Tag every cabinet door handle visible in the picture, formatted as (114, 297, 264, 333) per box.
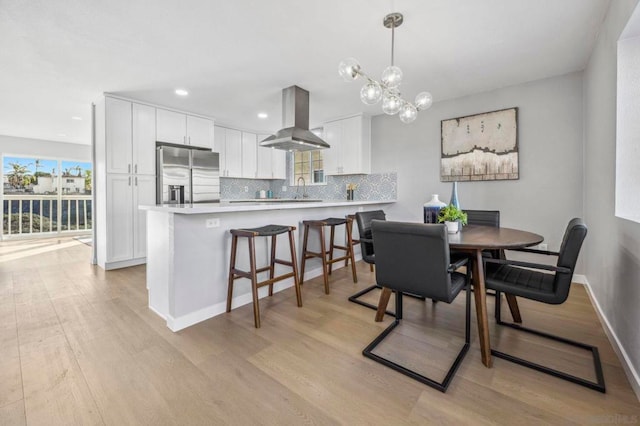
(135, 176, 138, 186)
(128, 176, 132, 186)
(134, 164, 137, 174)
(128, 164, 131, 173)
(188, 136, 191, 144)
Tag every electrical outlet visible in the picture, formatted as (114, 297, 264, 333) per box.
(358, 206, 364, 212)
(206, 218, 220, 228)
(243, 186, 249, 192)
(538, 243, 548, 251)
(282, 186, 287, 192)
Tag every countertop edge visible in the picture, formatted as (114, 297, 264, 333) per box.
(139, 200, 396, 214)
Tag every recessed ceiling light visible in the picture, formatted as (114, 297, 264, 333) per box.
(175, 89, 189, 96)
(257, 112, 268, 119)
(58, 133, 67, 137)
(71, 116, 82, 121)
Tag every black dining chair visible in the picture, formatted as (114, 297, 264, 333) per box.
(363, 220, 471, 392)
(464, 209, 502, 259)
(348, 210, 386, 311)
(349, 210, 427, 316)
(483, 218, 605, 393)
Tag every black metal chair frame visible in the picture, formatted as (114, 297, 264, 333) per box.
(349, 211, 426, 316)
(363, 257, 471, 393)
(486, 248, 606, 393)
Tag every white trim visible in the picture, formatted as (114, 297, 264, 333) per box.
(583, 276, 640, 401)
(104, 257, 146, 270)
(571, 274, 588, 285)
(164, 265, 327, 332)
(161, 254, 363, 332)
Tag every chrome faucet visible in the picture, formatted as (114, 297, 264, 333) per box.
(296, 176, 308, 199)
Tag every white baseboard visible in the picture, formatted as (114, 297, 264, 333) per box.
(164, 263, 331, 332)
(572, 274, 588, 285)
(583, 277, 640, 401)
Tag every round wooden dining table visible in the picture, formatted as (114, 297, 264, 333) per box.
(448, 225, 543, 367)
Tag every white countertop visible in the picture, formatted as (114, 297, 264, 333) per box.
(139, 199, 395, 214)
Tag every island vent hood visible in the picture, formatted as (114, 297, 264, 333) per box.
(259, 85, 330, 152)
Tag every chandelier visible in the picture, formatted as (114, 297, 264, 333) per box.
(338, 12, 432, 123)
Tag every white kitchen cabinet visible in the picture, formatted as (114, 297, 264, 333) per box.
(214, 126, 242, 177)
(156, 108, 187, 145)
(272, 149, 287, 179)
(105, 174, 134, 262)
(241, 132, 257, 178)
(105, 97, 133, 174)
(157, 108, 214, 148)
(96, 96, 162, 270)
(106, 99, 156, 175)
(104, 173, 155, 264)
(187, 115, 214, 149)
(132, 103, 156, 175)
(257, 134, 287, 179)
(133, 174, 156, 259)
(322, 114, 371, 175)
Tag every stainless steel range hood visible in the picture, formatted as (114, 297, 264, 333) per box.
(260, 85, 330, 151)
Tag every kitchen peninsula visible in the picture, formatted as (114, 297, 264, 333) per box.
(140, 199, 394, 331)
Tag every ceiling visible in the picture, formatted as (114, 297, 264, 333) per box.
(0, 0, 611, 145)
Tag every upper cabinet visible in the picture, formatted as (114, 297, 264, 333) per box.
(132, 103, 156, 175)
(104, 98, 156, 176)
(156, 109, 187, 145)
(105, 98, 133, 174)
(257, 133, 287, 179)
(322, 114, 371, 175)
(241, 132, 258, 179)
(187, 115, 214, 149)
(157, 108, 214, 149)
(214, 126, 242, 177)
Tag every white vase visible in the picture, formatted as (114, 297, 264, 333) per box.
(423, 194, 447, 223)
(445, 221, 459, 234)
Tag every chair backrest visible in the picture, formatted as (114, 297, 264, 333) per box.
(355, 210, 386, 264)
(464, 210, 500, 227)
(372, 220, 456, 303)
(553, 218, 588, 303)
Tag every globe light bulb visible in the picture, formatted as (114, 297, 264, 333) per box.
(399, 103, 418, 123)
(415, 91, 433, 110)
(381, 65, 403, 89)
(360, 81, 382, 105)
(338, 58, 361, 82)
(382, 91, 402, 115)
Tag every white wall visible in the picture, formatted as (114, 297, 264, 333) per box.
(371, 71, 584, 258)
(583, 0, 640, 395)
(0, 134, 91, 161)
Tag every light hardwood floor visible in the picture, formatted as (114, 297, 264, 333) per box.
(0, 237, 639, 425)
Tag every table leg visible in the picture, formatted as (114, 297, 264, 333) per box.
(472, 249, 492, 367)
(505, 294, 522, 323)
(375, 287, 392, 322)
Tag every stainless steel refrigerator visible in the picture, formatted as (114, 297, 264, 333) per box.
(156, 144, 220, 204)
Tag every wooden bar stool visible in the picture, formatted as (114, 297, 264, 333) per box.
(226, 224, 302, 328)
(299, 217, 357, 294)
(345, 214, 374, 272)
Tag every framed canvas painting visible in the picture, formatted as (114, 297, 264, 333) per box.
(440, 107, 518, 181)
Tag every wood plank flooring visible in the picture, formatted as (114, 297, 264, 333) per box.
(0, 237, 638, 425)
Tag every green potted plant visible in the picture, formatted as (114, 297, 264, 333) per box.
(438, 204, 468, 234)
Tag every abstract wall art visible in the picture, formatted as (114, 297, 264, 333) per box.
(440, 107, 518, 182)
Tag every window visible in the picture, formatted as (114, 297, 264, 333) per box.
(2, 156, 92, 236)
(616, 9, 640, 223)
(292, 150, 325, 185)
